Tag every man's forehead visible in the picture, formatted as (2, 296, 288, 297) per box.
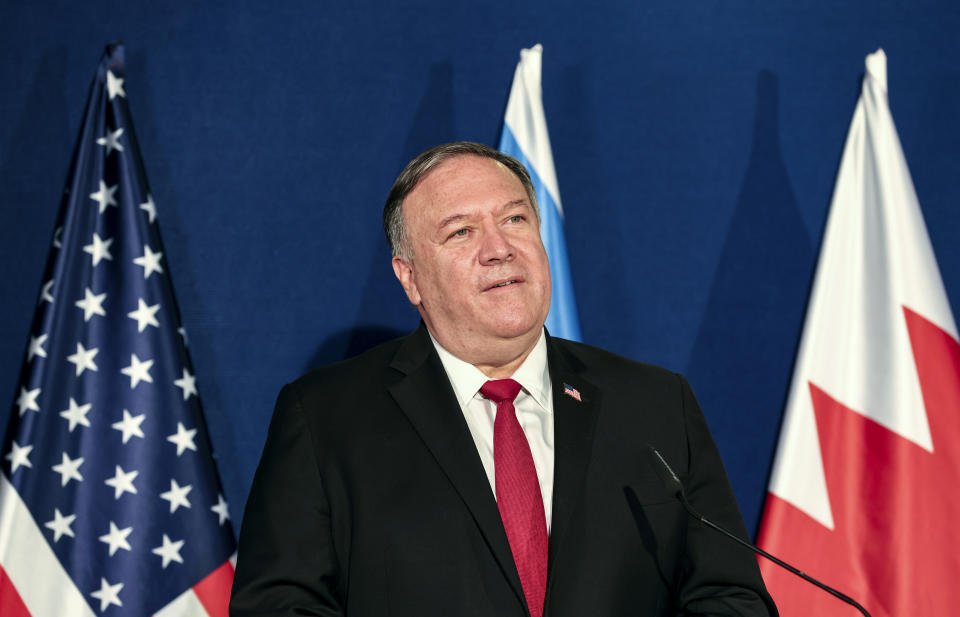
(408, 155, 525, 207)
(424, 154, 511, 184)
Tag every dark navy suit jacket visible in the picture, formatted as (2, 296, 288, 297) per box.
(230, 325, 776, 616)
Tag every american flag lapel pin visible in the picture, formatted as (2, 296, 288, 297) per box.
(563, 383, 582, 402)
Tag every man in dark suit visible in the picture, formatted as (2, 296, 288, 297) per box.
(230, 142, 777, 617)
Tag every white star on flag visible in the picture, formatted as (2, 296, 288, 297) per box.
(133, 244, 164, 279)
(5, 441, 33, 472)
(121, 353, 154, 389)
(211, 494, 230, 526)
(59, 397, 92, 432)
(16, 386, 41, 416)
(140, 194, 157, 223)
(106, 70, 125, 99)
(127, 298, 160, 332)
(91, 577, 124, 611)
(40, 279, 54, 304)
(66, 342, 99, 376)
(52, 451, 84, 486)
(45, 508, 77, 542)
(152, 534, 185, 568)
(99, 521, 133, 556)
(28, 333, 48, 361)
(160, 478, 192, 513)
(96, 127, 124, 155)
(104, 465, 139, 499)
(174, 368, 198, 400)
(111, 409, 146, 444)
(167, 422, 197, 456)
(83, 232, 114, 266)
(89, 179, 118, 213)
(75, 287, 107, 322)
(53, 226, 63, 248)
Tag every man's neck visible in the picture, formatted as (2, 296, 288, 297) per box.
(427, 326, 544, 379)
(473, 345, 536, 379)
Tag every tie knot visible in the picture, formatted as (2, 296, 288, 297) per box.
(479, 379, 523, 404)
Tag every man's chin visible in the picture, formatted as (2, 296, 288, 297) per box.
(486, 317, 544, 342)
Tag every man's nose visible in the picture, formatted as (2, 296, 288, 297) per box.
(478, 222, 514, 264)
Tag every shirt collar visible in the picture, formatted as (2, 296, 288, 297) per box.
(429, 329, 551, 412)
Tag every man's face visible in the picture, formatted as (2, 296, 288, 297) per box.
(392, 155, 551, 363)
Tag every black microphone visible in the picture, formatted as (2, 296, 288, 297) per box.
(645, 445, 872, 617)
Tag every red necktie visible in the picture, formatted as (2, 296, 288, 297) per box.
(480, 379, 548, 617)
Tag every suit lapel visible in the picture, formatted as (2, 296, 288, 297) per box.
(387, 325, 526, 607)
(545, 337, 601, 587)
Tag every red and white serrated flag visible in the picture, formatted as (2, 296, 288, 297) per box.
(756, 48, 960, 616)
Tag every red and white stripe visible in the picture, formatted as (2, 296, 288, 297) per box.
(0, 474, 234, 617)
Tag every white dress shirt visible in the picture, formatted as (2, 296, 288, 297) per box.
(430, 330, 555, 531)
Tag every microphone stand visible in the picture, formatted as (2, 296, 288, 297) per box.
(646, 447, 872, 617)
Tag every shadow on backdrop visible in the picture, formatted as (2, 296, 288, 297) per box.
(684, 71, 814, 536)
(398, 62, 455, 165)
(304, 65, 457, 371)
(1, 49, 71, 448)
(306, 325, 409, 373)
(550, 64, 630, 351)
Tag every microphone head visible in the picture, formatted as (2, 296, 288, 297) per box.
(645, 444, 685, 498)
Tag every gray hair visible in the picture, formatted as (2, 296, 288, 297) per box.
(383, 142, 540, 260)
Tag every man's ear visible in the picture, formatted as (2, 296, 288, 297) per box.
(392, 256, 421, 306)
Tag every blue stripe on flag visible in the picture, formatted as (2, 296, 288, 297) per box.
(499, 125, 582, 341)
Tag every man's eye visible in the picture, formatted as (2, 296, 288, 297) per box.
(451, 228, 469, 238)
(508, 215, 525, 223)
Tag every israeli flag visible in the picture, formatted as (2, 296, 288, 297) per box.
(499, 44, 582, 341)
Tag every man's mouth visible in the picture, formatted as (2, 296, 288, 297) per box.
(486, 279, 521, 291)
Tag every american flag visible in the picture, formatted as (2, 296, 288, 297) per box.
(0, 44, 235, 616)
